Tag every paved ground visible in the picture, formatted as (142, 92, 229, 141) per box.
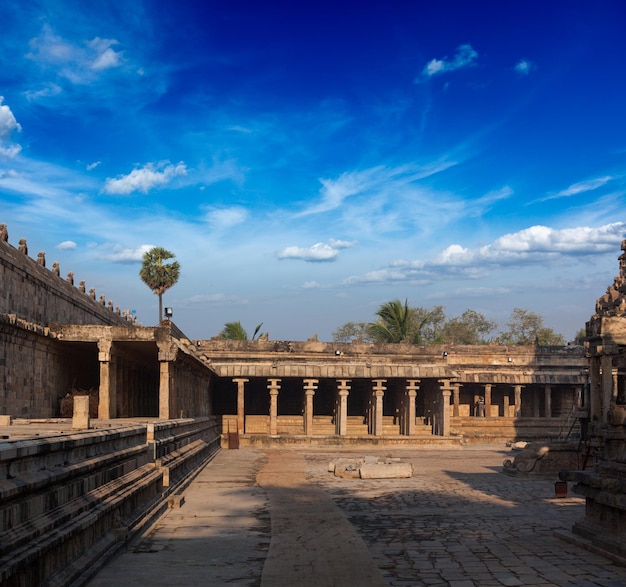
(87, 446, 626, 587)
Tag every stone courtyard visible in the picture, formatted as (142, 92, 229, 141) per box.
(87, 446, 626, 587)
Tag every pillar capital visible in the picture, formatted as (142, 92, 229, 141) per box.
(267, 378, 281, 391)
(233, 377, 250, 384)
(157, 341, 178, 362)
(303, 378, 319, 390)
(97, 339, 113, 362)
(405, 379, 420, 392)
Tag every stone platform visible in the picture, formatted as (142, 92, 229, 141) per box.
(87, 446, 626, 587)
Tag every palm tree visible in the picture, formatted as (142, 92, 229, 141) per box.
(367, 299, 413, 343)
(139, 247, 180, 323)
(220, 321, 263, 340)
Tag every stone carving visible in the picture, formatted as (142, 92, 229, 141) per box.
(99, 295, 106, 306)
(52, 261, 60, 276)
(503, 444, 549, 473)
(19, 239, 28, 254)
(89, 288, 96, 299)
(107, 300, 113, 310)
(37, 251, 46, 267)
(116, 306, 121, 315)
(79, 280, 86, 293)
(307, 334, 318, 342)
(67, 272, 74, 285)
(0, 224, 7, 242)
(594, 239, 626, 317)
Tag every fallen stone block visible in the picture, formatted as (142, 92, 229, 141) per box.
(0, 415, 12, 426)
(359, 463, 413, 479)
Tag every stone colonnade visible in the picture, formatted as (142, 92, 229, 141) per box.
(228, 377, 583, 437)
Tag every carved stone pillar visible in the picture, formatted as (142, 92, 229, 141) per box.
(503, 394, 510, 418)
(303, 379, 318, 435)
(267, 379, 281, 435)
(97, 340, 116, 419)
(372, 379, 386, 436)
(233, 378, 249, 435)
(544, 385, 552, 418)
(157, 342, 178, 419)
(514, 385, 523, 417)
(484, 384, 492, 417)
(336, 380, 351, 435)
(404, 380, 419, 436)
(439, 380, 452, 437)
(452, 383, 460, 417)
(533, 390, 540, 417)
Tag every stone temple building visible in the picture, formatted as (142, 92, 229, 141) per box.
(0, 222, 587, 445)
(2, 221, 626, 585)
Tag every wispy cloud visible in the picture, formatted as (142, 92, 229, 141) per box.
(420, 44, 478, 79)
(345, 223, 626, 284)
(203, 205, 249, 229)
(86, 161, 101, 171)
(103, 162, 188, 194)
(534, 176, 614, 203)
(296, 161, 456, 217)
(515, 59, 535, 75)
(26, 26, 125, 85)
(57, 240, 77, 250)
(277, 238, 356, 262)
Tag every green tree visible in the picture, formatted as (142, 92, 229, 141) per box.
(441, 309, 497, 344)
(412, 305, 446, 343)
(332, 321, 372, 343)
(499, 308, 565, 345)
(139, 247, 180, 323)
(220, 321, 263, 340)
(573, 328, 586, 345)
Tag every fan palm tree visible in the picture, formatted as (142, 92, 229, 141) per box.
(139, 247, 180, 323)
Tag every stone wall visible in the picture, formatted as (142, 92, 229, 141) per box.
(0, 315, 97, 417)
(0, 228, 131, 327)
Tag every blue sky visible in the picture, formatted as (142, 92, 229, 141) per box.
(1, 1, 625, 342)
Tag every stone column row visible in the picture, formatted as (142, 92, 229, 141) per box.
(230, 377, 454, 437)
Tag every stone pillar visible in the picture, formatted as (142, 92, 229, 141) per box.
(233, 378, 249, 435)
(157, 342, 178, 420)
(372, 379, 386, 436)
(452, 383, 460, 417)
(336, 380, 351, 435)
(72, 396, 90, 430)
(404, 380, 419, 436)
(533, 389, 540, 417)
(439, 381, 452, 437)
(503, 394, 510, 418)
(267, 379, 281, 435)
(513, 385, 523, 417)
(544, 385, 552, 418)
(589, 357, 602, 421)
(303, 379, 318, 435)
(484, 384, 492, 417)
(97, 340, 116, 419)
(601, 355, 613, 423)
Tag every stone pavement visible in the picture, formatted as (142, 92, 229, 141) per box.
(87, 446, 626, 587)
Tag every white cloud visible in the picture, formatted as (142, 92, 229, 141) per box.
(421, 44, 478, 78)
(27, 26, 126, 85)
(104, 162, 188, 194)
(344, 223, 626, 285)
(0, 97, 22, 158)
(102, 243, 154, 263)
(57, 240, 77, 250)
(303, 281, 321, 289)
(515, 59, 534, 75)
(203, 205, 249, 229)
(86, 161, 101, 171)
(277, 239, 356, 262)
(87, 38, 124, 70)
